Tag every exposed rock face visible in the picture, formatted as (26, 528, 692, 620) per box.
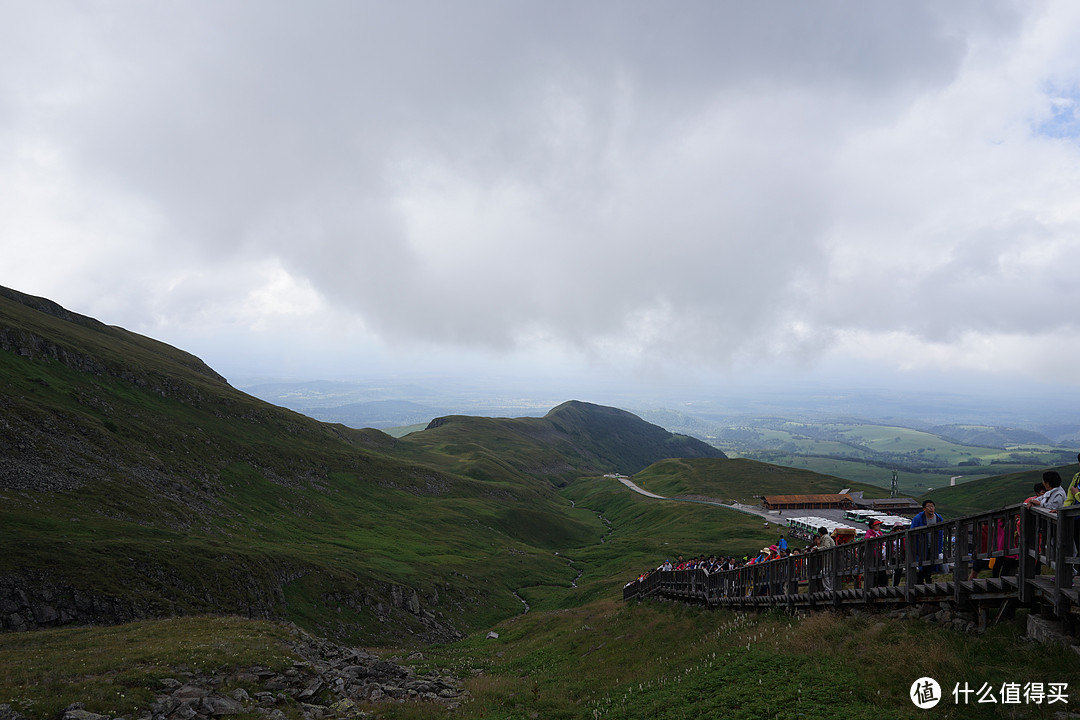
(0, 574, 284, 634)
(0, 574, 466, 648)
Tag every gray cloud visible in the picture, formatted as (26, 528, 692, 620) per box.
(2, 0, 1077, 387)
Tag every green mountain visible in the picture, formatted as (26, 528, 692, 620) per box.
(0, 285, 716, 645)
(397, 401, 725, 486)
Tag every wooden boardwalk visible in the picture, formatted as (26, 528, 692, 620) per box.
(624, 504, 1080, 631)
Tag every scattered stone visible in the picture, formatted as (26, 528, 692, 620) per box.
(255, 711, 288, 720)
(252, 692, 276, 706)
(0, 704, 29, 720)
(1028, 615, 1072, 646)
(297, 679, 324, 700)
(329, 698, 356, 714)
(61, 708, 109, 720)
(57, 623, 469, 719)
(297, 702, 327, 719)
(172, 684, 210, 701)
(199, 695, 245, 716)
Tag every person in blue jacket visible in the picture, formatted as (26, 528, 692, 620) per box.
(910, 499, 945, 584)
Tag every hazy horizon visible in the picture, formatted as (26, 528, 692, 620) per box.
(232, 369, 1080, 436)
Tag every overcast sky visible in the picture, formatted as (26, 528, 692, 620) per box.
(3, 1, 1080, 402)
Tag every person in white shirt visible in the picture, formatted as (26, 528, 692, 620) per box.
(1027, 471, 1066, 512)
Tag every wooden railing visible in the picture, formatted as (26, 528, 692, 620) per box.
(624, 504, 1080, 624)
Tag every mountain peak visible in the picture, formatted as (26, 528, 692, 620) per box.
(546, 399, 639, 421)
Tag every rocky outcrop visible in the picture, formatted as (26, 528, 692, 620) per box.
(319, 581, 464, 646)
(887, 600, 980, 632)
(160, 621, 473, 716)
(0, 285, 227, 386)
(0, 324, 221, 408)
(156, 624, 469, 719)
(0, 624, 469, 720)
(0, 571, 470, 649)
(0, 573, 287, 634)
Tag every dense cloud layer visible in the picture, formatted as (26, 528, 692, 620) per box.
(2, 1, 1079, 388)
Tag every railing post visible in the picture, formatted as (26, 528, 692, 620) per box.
(954, 518, 967, 607)
(1058, 500, 1075, 595)
(790, 557, 799, 604)
(1053, 507, 1071, 617)
(858, 540, 868, 603)
(828, 546, 840, 607)
(1018, 505, 1036, 605)
(806, 551, 819, 599)
(903, 526, 914, 602)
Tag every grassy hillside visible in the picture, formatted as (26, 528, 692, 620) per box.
(0, 287, 606, 643)
(745, 454, 946, 494)
(557, 474, 782, 598)
(628, 457, 890, 503)
(3, 601, 1077, 720)
(8, 472, 1076, 719)
(406, 599, 1077, 720)
(0, 286, 730, 646)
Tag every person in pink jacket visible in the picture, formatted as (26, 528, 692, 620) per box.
(864, 519, 887, 587)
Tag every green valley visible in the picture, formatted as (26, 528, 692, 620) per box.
(649, 412, 1076, 495)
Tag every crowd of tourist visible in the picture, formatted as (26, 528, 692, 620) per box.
(624, 505, 942, 593)
(626, 531, 837, 587)
(627, 464, 1080, 591)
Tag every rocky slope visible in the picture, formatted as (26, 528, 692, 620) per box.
(0, 623, 468, 720)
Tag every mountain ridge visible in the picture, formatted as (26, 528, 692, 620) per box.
(412, 400, 726, 486)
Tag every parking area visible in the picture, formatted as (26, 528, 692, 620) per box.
(734, 503, 855, 525)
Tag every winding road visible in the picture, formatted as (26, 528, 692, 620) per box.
(616, 477, 781, 524)
(617, 477, 666, 499)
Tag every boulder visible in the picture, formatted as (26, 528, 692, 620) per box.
(0, 704, 29, 720)
(61, 708, 109, 720)
(199, 695, 245, 716)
